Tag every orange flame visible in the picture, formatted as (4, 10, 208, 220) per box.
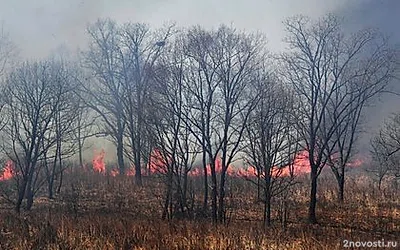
(110, 168, 119, 177)
(92, 149, 106, 173)
(0, 160, 15, 181)
(189, 151, 311, 178)
(237, 166, 258, 178)
(188, 157, 230, 177)
(346, 158, 363, 167)
(103, 148, 364, 179)
(329, 152, 365, 168)
(287, 150, 310, 176)
(126, 167, 137, 176)
(227, 150, 311, 178)
(147, 149, 169, 174)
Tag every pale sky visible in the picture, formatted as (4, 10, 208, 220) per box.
(0, 0, 378, 58)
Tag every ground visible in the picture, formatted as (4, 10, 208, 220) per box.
(0, 171, 399, 249)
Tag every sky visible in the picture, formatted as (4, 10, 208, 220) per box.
(0, 0, 398, 158)
(0, 0, 377, 58)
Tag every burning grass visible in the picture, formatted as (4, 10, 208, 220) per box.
(0, 171, 399, 249)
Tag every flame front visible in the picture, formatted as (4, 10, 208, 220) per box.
(92, 149, 106, 173)
(189, 151, 312, 178)
(346, 158, 363, 167)
(147, 149, 169, 174)
(90, 148, 363, 179)
(0, 160, 15, 181)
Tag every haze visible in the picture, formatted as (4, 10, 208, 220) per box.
(0, 0, 399, 157)
(0, 0, 381, 58)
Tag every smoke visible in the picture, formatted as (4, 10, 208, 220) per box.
(0, 0, 397, 159)
(0, 0, 104, 58)
(1, 0, 367, 58)
(2, 0, 391, 58)
(337, 0, 400, 153)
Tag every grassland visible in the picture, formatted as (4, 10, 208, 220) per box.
(0, 170, 399, 249)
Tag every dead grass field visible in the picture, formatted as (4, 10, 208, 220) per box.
(0, 170, 399, 249)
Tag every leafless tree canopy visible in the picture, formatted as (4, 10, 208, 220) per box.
(1, 59, 80, 211)
(370, 113, 400, 188)
(0, 14, 398, 226)
(280, 14, 398, 223)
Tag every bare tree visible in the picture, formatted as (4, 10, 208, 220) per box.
(242, 70, 299, 227)
(71, 97, 98, 168)
(80, 18, 127, 175)
(118, 22, 175, 186)
(81, 19, 174, 184)
(214, 26, 266, 223)
(42, 72, 80, 198)
(370, 113, 400, 189)
(369, 145, 393, 191)
(323, 28, 397, 202)
(48, 48, 99, 171)
(182, 25, 265, 223)
(2, 59, 77, 212)
(180, 26, 220, 216)
(281, 14, 397, 223)
(149, 35, 202, 219)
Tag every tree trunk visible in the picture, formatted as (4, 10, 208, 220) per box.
(308, 166, 318, 224)
(218, 171, 226, 223)
(15, 177, 28, 213)
(134, 148, 142, 186)
(182, 170, 188, 214)
(26, 188, 34, 211)
(264, 188, 272, 227)
(337, 174, 345, 203)
(116, 133, 125, 176)
(25, 171, 35, 211)
(202, 149, 208, 211)
(378, 175, 383, 190)
(47, 150, 58, 199)
(162, 189, 171, 220)
(210, 166, 218, 223)
(332, 166, 345, 203)
(56, 144, 63, 194)
(78, 138, 83, 167)
(162, 172, 173, 220)
(56, 170, 63, 194)
(48, 178, 54, 199)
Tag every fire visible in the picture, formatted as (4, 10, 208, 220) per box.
(90, 148, 364, 179)
(237, 166, 258, 178)
(189, 151, 312, 178)
(329, 152, 366, 168)
(147, 149, 169, 174)
(126, 167, 136, 176)
(346, 158, 363, 167)
(288, 150, 310, 175)
(0, 160, 15, 181)
(235, 151, 365, 178)
(187, 167, 202, 177)
(188, 157, 235, 177)
(110, 168, 119, 177)
(104, 148, 171, 176)
(90, 148, 312, 178)
(92, 149, 106, 173)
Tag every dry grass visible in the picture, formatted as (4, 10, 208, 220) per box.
(0, 171, 399, 249)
